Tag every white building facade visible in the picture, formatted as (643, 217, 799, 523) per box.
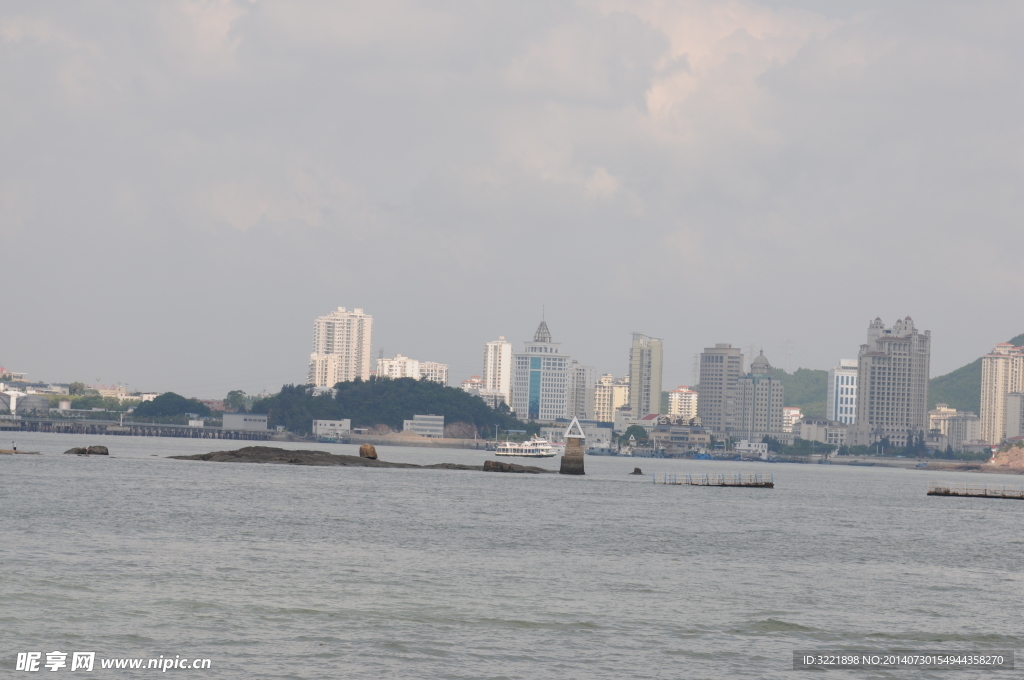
(402, 414, 445, 437)
(667, 386, 698, 421)
(376, 354, 449, 385)
(849, 317, 931, 448)
(483, 337, 513, 407)
(629, 333, 663, 416)
(594, 374, 629, 423)
(568, 361, 596, 421)
(512, 320, 571, 421)
(827, 359, 858, 425)
(308, 307, 373, 388)
(979, 343, 1024, 444)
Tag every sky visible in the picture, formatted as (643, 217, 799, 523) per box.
(2, 1, 1023, 398)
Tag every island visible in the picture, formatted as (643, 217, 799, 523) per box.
(170, 446, 553, 473)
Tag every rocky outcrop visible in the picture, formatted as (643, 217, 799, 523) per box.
(359, 443, 378, 459)
(631, 467, 643, 475)
(64, 446, 109, 455)
(482, 460, 547, 473)
(170, 446, 553, 472)
(989, 443, 1024, 469)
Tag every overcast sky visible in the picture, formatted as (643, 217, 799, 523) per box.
(3, 1, 1023, 397)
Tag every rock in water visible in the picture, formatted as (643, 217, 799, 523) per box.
(483, 460, 532, 473)
(631, 467, 643, 475)
(359, 444, 378, 459)
(87, 445, 109, 455)
(559, 436, 585, 475)
(64, 447, 88, 455)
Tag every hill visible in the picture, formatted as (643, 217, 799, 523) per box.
(928, 333, 1024, 413)
(769, 368, 828, 418)
(250, 377, 530, 437)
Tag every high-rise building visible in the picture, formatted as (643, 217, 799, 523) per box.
(849, 317, 931, 448)
(594, 374, 629, 423)
(827, 359, 859, 425)
(667, 386, 698, 421)
(568, 361, 596, 421)
(482, 337, 513, 407)
(376, 354, 448, 385)
(628, 333, 663, 416)
(697, 343, 745, 434)
(979, 343, 1024, 444)
(1005, 393, 1024, 440)
(512, 320, 571, 421)
(735, 352, 785, 442)
(307, 307, 373, 388)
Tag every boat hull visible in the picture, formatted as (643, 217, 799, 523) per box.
(494, 452, 556, 458)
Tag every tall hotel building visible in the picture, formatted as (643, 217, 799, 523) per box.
(849, 317, 930, 448)
(482, 337, 513, 406)
(511, 320, 592, 421)
(735, 352, 785, 441)
(628, 333, 664, 416)
(307, 307, 373, 388)
(979, 343, 1024, 444)
(827, 359, 858, 425)
(697, 344, 745, 434)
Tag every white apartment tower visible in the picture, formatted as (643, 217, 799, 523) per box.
(979, 343, 1024, 444)
(697, 344, 745, 434)
(568, 361, 596, 421)
(849, 317, 931, 448)
(594, 374, 629, 423)
(628, 333, 664, 416)
(307, 307, 373, 388)
(827, 359, 859, 425)
(736, 353, 785, 442)
(482, 337, 513, 406)
(667, 386, 698, 421)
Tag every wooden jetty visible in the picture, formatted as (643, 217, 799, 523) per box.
(653, 472, 774, 488)
(927, 482, 1024, 500)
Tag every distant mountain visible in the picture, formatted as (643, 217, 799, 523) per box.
(928, 333, 1024, 413)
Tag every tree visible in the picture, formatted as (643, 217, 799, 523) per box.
(619, 424, 649, 445)
(133, 392, 211, 418)
(250, 378, 532, 436)
(225, 390, 247, 413)
(68, 382, 87, 396)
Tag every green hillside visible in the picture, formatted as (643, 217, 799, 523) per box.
(769, 367, 828, 418)
(928, 333, 1024, 413)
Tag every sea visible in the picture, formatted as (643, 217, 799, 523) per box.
(2, 432, 1021, 679)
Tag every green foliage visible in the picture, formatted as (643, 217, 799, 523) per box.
(251, 377, 531, 437)
(133, 392, 211, 418)
(48, 394, 133, 411)
(68, 381, 87, 396)
(619, 424, 649, 445)
(928, 333, 1024, 412)
(769, 367, 828, 417)
(224, 390, 247, 413)
(766, 436, 836, 457)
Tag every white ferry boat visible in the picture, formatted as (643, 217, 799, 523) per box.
(494, 436, 560, 458)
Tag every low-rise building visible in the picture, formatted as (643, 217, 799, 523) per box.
(403, 414, 444, 438)
(377, 355, 449, 385)
(929, 404, 982, 451)
(223, 413, 268, 431)
(540, 420, 613, 448)
(648, 424, 711, 455)
(313, 419, 351, 438)
(461, 376, 484, 395)
(796, 418, 847, 446)
(782, 407, 802, 433)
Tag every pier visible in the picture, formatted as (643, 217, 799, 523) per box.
(927, 482, 1024, 500)
(8, 418, 272, 440)
(653, 472, 774, 488)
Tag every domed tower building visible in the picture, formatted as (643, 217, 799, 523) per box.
(736, 351, 787, 444)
